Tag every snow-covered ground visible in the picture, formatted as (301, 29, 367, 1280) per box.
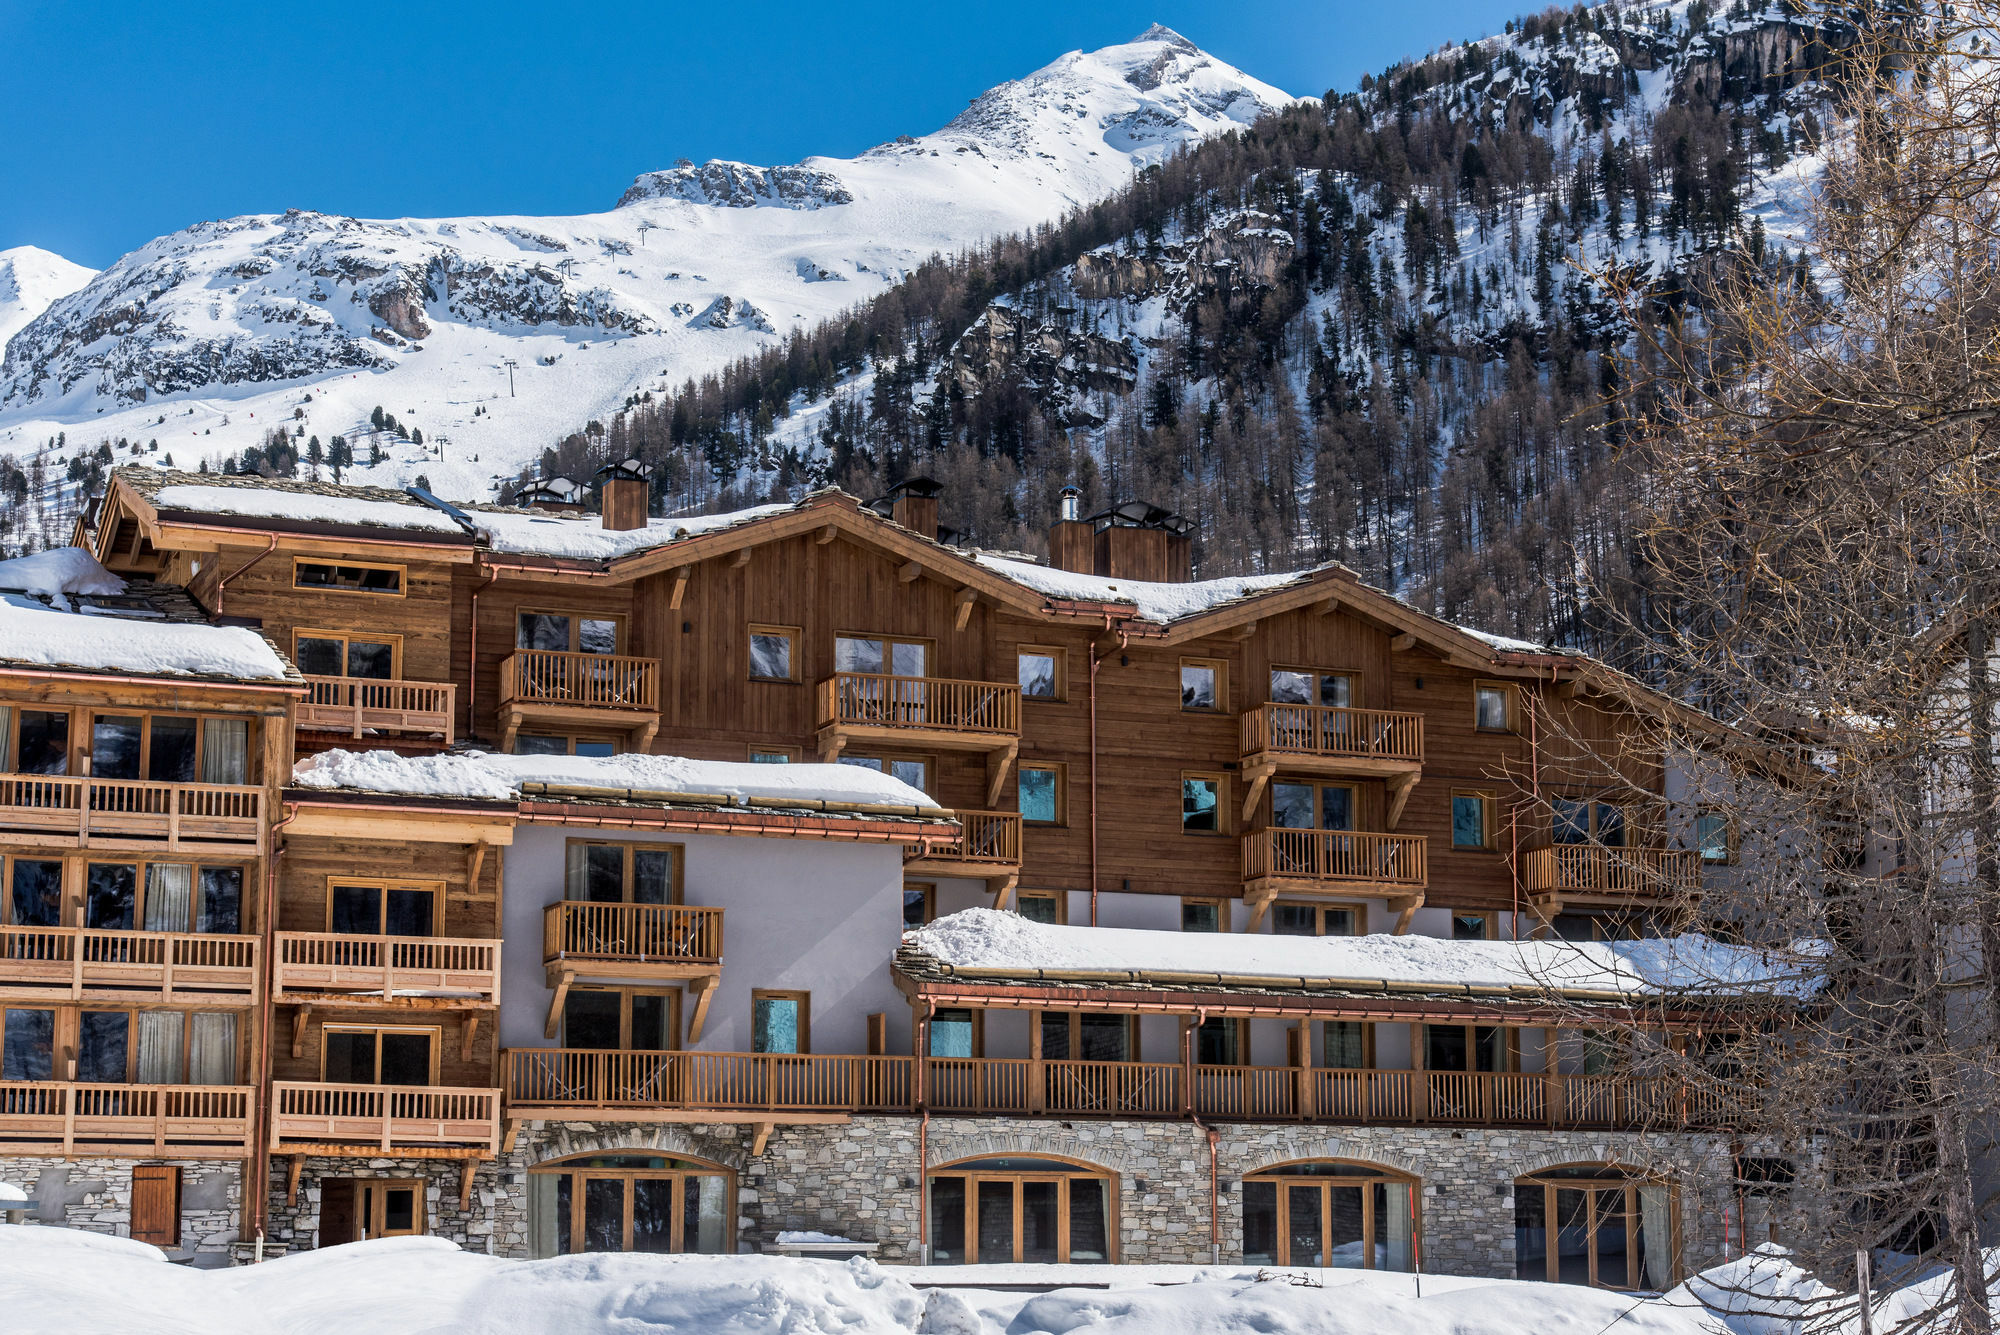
(0, 1227, 1945, 1335)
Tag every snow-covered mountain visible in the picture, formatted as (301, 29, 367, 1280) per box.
(0, 26, 1291, 499)
(0, 247, 94, 356)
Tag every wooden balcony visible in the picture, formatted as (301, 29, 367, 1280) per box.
(904, 809, 1022, 892)
(497, 1052, 1731, 1132)
(0, 926, 258, 1003)
(543, 902, 724, 1040)
(0, 775, 263, 853)
(495, 649, 660, 752)
(1522, 845, 1703, 917)
(269, 1081, 502, 1154)
(274, 932, 501, 1006)
(298, 676, 456, 743)
(1239, 704, 1425, 827)
(816, 673, 1021, 805)
(0, 1081, 255, 1157)
(1243, 828, 1428, 927)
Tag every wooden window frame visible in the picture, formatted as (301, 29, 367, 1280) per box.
(563, 840, 684, 906)
(562, 984, 681, 1050)
(513, 733, 622, 758)
(319, 1023, 443, 1085)
(1552, 796, 1632, 847)
(0, 854, 64, 928)
(349, 1177, 427, 1239)
(87, 710, 253, 784)
(529, 1154, 737, 1256)
(1178, 657, 1229, 713)
(748, 624, 802, 683)
(1451, 789, 1499, 850)
(1415, 1021, 1520, 1073)
(44, 1005, 241, 1084)
(323, 876, 447, 935)
(1189, 1013, 1250, 1066)
(1017, 645, 1068, 702)
(1268, 665, 1357, 707)
(1016, 890, 1065, 925)
(1271, 900, 1368, 936)
(1268, 777, 1359, 831)
(1313, 1018, 1376, 1070)
(1180, 770, 1229, 836)
(2, 705, 75, 775)
(838, 753, 935, 797)
(1450, 910, 1499, 940)
(59, 858, 249, 933)
(903, 881, 937, 930)
(1018, 763, 1066, 827)
(1036, 1011, 1141, 1063)
(1694, 808, 1738, 865)
(515, 606, 626, 654)
(928, 1006, 986, 1058)
(751, 989, 811, 1055)
(293, 628, 404, 679)
(1241, 1161, 1421, 1270)
(1179, 896, 1228, 932)
(1514, 1168, 1679, 1289)
(291, 557, 407, 598)
(927, 1159, 1119, 1265)
(747, 745, 800, 764)
(834, 632, 934, 677)
(1473, 680, 1519, 733)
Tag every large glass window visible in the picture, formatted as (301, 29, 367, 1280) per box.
(295, 560, 403, 594)
(1, 1008, 55, 1080)
(1271, 781, 1355, 831)
(1270, 669, 1353, 708)
(1243, 1162, 1417, 1270)
(6, 859, 61, 927)
(14, 710, 69, 774)
(929, 1009, 977, 1058)
(329, 879, 439, 936)
(517, 612, 619, 654)
(927, 1158, 1113, 1264)
(563, 842, 678, 905)
(295, 631, 398, 679)
(1453, 793, 1494, 848)
(1553, 799, 1627, 847)
(839, 755, 931, 795)
(87, 715, 246, 785)
(835, 635, 927, 678)
(1515, 1167, 1676, 1289)
(529, 1154, 732, 1258)
(747, 626, 798, 682)
(562, 988, 673, 1050)
(324, 1027, 434, 1085)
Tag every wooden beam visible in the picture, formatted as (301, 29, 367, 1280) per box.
(1390, 633, 1418, 652)
(815, 523, 838, 546)
(1243, 880, 1276, 932)
(985, 741, 1018, 809)
(286, 1155, 304, 1207)
(1315, 596, 1341, 617)
(460, 1014, 481, 1063)
(1232, 621, 1258, 641)
(1553, 680, 1582, 700)
(751, 1120, 776, 1156)
(991, 877, 1017, 911)
(1385, 772, 1418, 831)
(459, 1161, 478, 1213)
(502, 1119, 522, 1154)
(1393, 903, 1420, 935)
(668, 566, 692, 611)
(954, 585, 978, 632)
(544, 971, 574, 1040)
(686, 976, 718, 1043)
(465, 843, 488, 894)
(730, 548, 752, 569)
(898, 560, 923, 584)
(1239, 765, 1272, 827)
(291, 1005, 312, 1060)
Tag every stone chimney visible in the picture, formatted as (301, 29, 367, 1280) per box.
(884, 477, 942, 542)
(595, 459, 652, 532)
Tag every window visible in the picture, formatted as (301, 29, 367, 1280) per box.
(1194, 1016, 1244, 1066)
(320, 1178, 426, 1244)
(1553, 799, 1627, 847)
(10, 709, 70, 774)
(294, 559, 404, 595)
(562, 987, 675, 1051)
(1181, 774, 1224, 834)
(87, 713, 248, 785)
(1018, 647, 1065, 701)
(751, 990, 809, 1054)
(1272, 902, 1365, 936)
(1038, 1012, 1137, 1062)
(81, 861, 245, 933)
(1179, 658, 1226, 711)
(835, 634, 928, 677)
(1452, 792, 1496, 849)
(563, 842, 680, 905)
(1474, 682, 1516, 732)
(516, 734, 619, 757)
(1243, 1162, 1418, 1270)
(1270, 780, 1355, 831)
(1270, 668, 1353, 708)
(1017, 891, 1063, 924)
(903, 883, 936, 930)
(928, 1008, 981, 1058)
(0, 1007, 54, 1080)
(294, 629, 399, 680)
(1423, 1022, 1513, 1073)
(1019, 765, 1063, 825)
(1515, 1166, 1676, 1289)
(928, 1157, 1115, 1265)
(529, 1153, 733, 1257)
(748, 625, 799, 682)
(839, 755, 932, 795)
(328, 878, 442, 936)
(35, 1007, 237, 1084)
(518, 610, 621, 654)
(1319, 1020, 1370, 1069)
(1694, 810, 1734, 864)
(1452, 911, 1496, 940)
(748, 747, 798, 764)
(323, 1026, 437, 1085)
(1181, 898, 1225, 932)
(3, 858, 61, 927)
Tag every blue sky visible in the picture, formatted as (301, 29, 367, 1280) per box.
(1, 0, 1526, 268)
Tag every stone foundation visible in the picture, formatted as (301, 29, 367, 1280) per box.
(261, 1154, 525, 1255)
(1, 1157, 241, 1265)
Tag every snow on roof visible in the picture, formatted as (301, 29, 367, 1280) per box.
(906, 909, 1818, 998)
(974, 553, 1309, 624)
(151, 483, 464, 534)
(1459, 624, 1554, 654)
(292, 747, 943, 811)
(0, 546, 125, 597)
(474, 501, 793, 560)
(0, 596, 291, 681)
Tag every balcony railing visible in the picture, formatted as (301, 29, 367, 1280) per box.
(298, 675, 456, 742)
(1240, 704, 1425, 765)
(0, 1081, 255, 1156)
(499, 1052, 1729, 1131)
(543, 902, 723, 970)
(906, 810, 1022, 871)
(0, 776, 263, 850)
(817, 673, 1020, 738)
(0, 926, 257, 1001)
(1243, 828, 1428, 890)
(274, 933, 501, 1003)
(269, 1081, 501, 1152)
(499, 649, 659, 712)
(1522, 845, 1702, 901)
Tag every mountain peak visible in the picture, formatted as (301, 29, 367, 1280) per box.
(1132, 23, 1197, 52)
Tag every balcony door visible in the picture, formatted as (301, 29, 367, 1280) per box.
(330, 880, 437, 937)
(518, 612, 620, 655)
(324, 1026, 435, 1086)
(532, 1154, 732, 1256)
(1270, 781, 1357, 878)
(1553, 799, 1625, 847)
(295, 631, 398, 680)
(1270, 669, 1353, 707)
(1243, 1162, 1417, 1270)
(89, 714, 246, 785)
(836, 636, 928, 723)
(927, 1157, 1113, 1265)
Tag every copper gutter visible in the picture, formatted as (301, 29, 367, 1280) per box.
(0, 668, 304, 696)
(212, 533, 279, 617)
(248, 800, 300, 1248)
(151, 517, 474, 553)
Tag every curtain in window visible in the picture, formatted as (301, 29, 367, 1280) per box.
(1638, 1184, 1674, 1288)
(1380, 1182, 1415, 1272)
(565, 842, 588, 900)
(135, 1010, 184, 1084)
(188, 1012, 238, 1085)
(0, 706, 11, 772)
(199, 719, 249, 785)
(143, 864, 193, 933)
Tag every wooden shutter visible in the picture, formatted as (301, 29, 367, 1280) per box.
(130, 1165, 180, 1247)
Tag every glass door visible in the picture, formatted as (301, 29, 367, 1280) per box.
(543, 1157, 732, 1255)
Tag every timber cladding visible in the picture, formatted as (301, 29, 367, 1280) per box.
(276, 835, 497, 938)
(206, 550, 460, 685)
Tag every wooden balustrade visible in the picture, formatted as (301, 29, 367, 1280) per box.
(908, 810, 1022, 871)
(499, 649, 659, 711)
(542, 902, 723, 969)
(274, 932, 501, 1002)
(0, 926, 258, 1000)
(1243, 828, 1428, 889)
(504, 1049, 913, 1113)
(0, 1081, 254, 1156)
(269, 1081, 501, 1152)
(817, 673, 1021, 737)
(298, 675, 456, 741)
(1241, 704, 1425, 764)
(1522, 845, 1702, 900)
(0, 775, 263, 850)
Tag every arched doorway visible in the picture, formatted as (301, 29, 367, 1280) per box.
(1514, 1164, 1677, 1289)
(927, 1156, 1115, 1265)
(1242, 1160, 1419, 1270)
(528, 1152, 734, 1257)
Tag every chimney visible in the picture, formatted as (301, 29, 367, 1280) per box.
(1054, 497, 1193, 581)
(884, 477, 943, 542)
(509, 475, 586, 513)
(1048, 486, 1094, 574)
(595, 459, 652, 531)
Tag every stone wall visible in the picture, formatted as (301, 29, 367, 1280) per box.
(261, 1154, 525, 1256)
(2, 1157, 240, 1266)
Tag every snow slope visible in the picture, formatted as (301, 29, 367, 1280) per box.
(0, 246, 93, 355)
(0, 27, 1293, 503)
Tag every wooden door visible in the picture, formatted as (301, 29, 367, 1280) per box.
(130, 1165, 180, 1247)
(320, 1178, 358, 1246)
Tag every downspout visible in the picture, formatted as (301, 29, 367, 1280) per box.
(467, 567, 500, 743)
(1186, 1006, 1221, 1264)
(916, 1001, 933, 1264)
(1517, 671, 1547, 940)
(248, 800, 300, 1250)
(1087, 624, 1128, 927)
(214, 533, 278, 616)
